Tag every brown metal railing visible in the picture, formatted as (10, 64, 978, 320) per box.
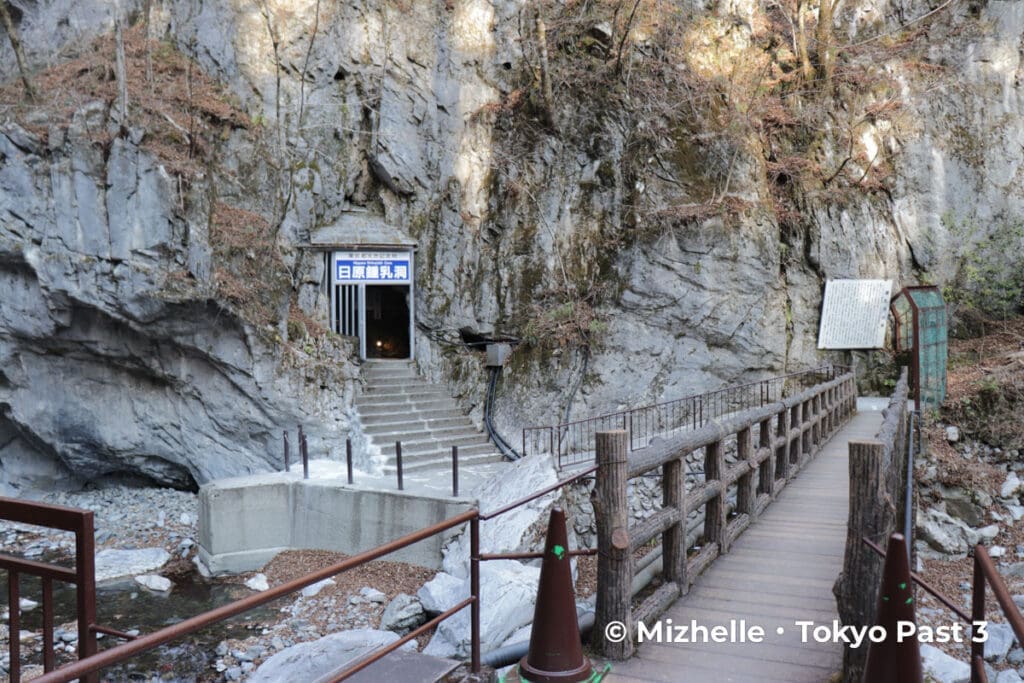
(5, 458, 603, 682)
(4, 506, 480, 683)
(865, 539, 1024, 682)
(0, 498, 101, 683)
(523, 365, 848, 469)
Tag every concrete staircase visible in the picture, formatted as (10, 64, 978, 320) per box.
(355, 360, 505, 473)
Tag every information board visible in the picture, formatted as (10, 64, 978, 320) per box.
(334, 251, 412, 284)
(817, 279, 892, 349)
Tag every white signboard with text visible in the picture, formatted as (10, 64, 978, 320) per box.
(334, 251, 412, 284)
(817, 279, 892, 349)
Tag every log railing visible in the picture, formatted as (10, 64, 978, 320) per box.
(834, 367, 913, 682)
(591, 371, 858, 658)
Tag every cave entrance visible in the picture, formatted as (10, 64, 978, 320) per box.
(329, 249, 415, 360)
(365, 285, 411, 359)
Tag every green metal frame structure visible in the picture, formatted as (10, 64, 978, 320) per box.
(891, 286, 948, 409)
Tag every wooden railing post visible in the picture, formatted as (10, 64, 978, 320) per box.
(736, 427, 755, 517)
(759, 418, 775, 499)
(834, 438, 893, 683)
(663, 453, 688, 592)
(775, 408, 789, 482)
(704, 439, 727, 552)
(593, 430, 633, 659)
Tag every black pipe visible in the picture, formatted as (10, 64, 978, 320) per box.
(481, 612, 595, 668)
(485, 367, 520, 460)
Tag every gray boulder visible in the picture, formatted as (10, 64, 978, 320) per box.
(918, 508, 979, 554)
(94, 548, 170, 582)
(921, 644, 970, 683)
(984, 623, 1018, 662)
(380, 594, 426, 635)
(423, 560, 540, 658)
(248, 630, 415, 683)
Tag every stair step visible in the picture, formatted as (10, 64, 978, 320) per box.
(355, 398, 455, 413)
(362, 416, 473, 434)
(358, 409, 467, 425)
(360, 386, 452, 399)
(377, 434, 492, 454)
(361, 363, 418, 378)
(380, 442, 499, 461)
(384, 451, 505, 473)
(364, 425, 482, 442)
(356, 386, 451, 401)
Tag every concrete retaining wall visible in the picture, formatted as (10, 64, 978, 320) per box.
(197, 473, 474, 574)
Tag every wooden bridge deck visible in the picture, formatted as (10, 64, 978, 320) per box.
(604, 407, 884, 683)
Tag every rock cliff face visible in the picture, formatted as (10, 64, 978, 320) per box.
(1, 0, 1022, 488)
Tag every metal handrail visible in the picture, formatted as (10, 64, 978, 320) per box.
(26, 509, 482, 683)
(971, 545, 1024, 683)
(523, 364, 848, 468)
(0, 497, 99, 683)
(864, 538, 1024, 683)
(9, 457, 603, 682)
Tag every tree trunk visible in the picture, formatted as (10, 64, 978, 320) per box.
(0, 2, 35, 101)
(816, 0, 837, 82)
(115, 10, 129, 125)
(534, 9, 556, 131)
(796, 1, 814, 83)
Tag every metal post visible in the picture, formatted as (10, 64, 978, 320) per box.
(346, 438, 354, 485)
(301, 432, 309, 480)
(396, 441, 404, 491)
(452, 446, 459, 498)
(78, 511, 98, 683)
(283, 431, 290, 472)
(971, 555, 986, 669)
(9, 569, 20, 681)
(42, 577, 55, 672)
(470, 515, 481, 673)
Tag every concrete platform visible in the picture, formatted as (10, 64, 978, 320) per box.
(197, 467, 478, 573)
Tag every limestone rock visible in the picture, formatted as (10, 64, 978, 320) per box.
(1002, 473, 1022, 499)
(946, 426, 961, 442)
(134, 574, 172, 592)
(417, 572, 464, 615)
(997, 669, 1024, 683)
(918, 508, 977, 554)
(248, 630, 415, 683)
(985, 623, 1018, 662)
(245, 573, 270, 592)
(921, 644, 970, 683)
(94, 548, 170, 582)
(301, 578, 335, 598)
(423, 560, 540, 658)
(379, 593, 426, 634)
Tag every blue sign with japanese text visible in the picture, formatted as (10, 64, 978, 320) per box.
(334, 251, 412, 283)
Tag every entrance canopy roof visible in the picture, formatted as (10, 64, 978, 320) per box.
(309, 209, 417, 250)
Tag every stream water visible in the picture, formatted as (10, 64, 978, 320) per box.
(2, 554, 278, 681)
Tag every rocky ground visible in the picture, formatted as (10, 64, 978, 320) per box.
(912, 317, 1024, 683)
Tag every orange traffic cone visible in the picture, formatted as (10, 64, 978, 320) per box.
(862, 532, 923, 682)
(515, 506, 595, 683)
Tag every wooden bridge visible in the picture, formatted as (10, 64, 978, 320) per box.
(603, 406, 883, 682)
(585, 369, 879, 683)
